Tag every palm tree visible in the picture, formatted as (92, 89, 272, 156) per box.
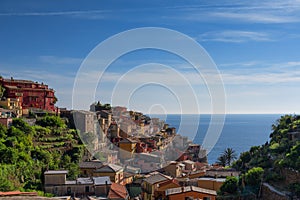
(223, 148, 237, 166)
(217, 154, 227, 167)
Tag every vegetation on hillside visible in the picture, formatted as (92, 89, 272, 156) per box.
(233, 115, 300, 174)
(218, 115, 300, 199)
(0, 116, 85, 193)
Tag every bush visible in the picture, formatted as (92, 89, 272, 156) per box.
(33, 126, 51, 137)
(219, 176, 239, 195)
(36, 116, 65, 128)
(245, 167, 264, 186)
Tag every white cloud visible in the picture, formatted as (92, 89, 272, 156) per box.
(76, 62, 300, 87)
(198, 31, 272, 43)
(170, 0, 300, 24)
(209, 12, 298, 24)
(2, 1, 300, 24)
(219, 61, 263, 67)
(0, 10, 107, 17)
(39, 55, 83, 65)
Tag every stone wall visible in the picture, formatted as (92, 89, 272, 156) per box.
(281, 168, 300, 185)
(260, 183, 288, 200)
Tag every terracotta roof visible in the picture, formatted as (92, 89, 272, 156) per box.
(79, 161, 103, 169)
(207, 168, 237, 172)
(157, 179, 180, 191)
(0, 191, 37, 196)
(165, 186, 217, 196)
(95, 164, 123, 173)
(195, 162, 208, 169)
(158, 179, 179, 187)
(107, 182, 129, 199)
(143, 172, 170, 185)
(2, 78, 35, 83)
(119, 137, 137, 143)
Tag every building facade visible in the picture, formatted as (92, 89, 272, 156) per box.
(0, 77, 57, 113)
(44, 170, 116, 198)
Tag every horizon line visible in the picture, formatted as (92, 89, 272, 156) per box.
(145, 113, 291, 115)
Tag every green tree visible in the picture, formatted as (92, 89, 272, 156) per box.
(232, 151, 251, 171)
(66, 163, 80, 180)
(36, 115, 65, 128)
(0, 112, 86, 192)
(33, 125, 51, 137)
(0, 165, 15, 191)
(217, 154, 227, 167)
(224, 148, 237, 166)
(282, 142, 300, 171)
(289, 183, 300, 199)
(0, 124, 7, 138)
(0, 147, 18, 164)
(217, 148, 237, 166)
(219, 176, 239, 195)
(245, 167, 264, 186)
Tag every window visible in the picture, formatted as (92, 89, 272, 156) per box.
(85, 186, 90, 193)
(67, 187, 71, 195)
(54, 187, 58, 194)
(203, 197, 211, 200)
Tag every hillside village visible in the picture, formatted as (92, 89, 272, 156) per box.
(0, 76, 299, 200)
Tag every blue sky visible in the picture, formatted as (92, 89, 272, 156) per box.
(1, 0, 300, 114)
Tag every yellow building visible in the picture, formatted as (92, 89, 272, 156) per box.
(163, 161, 185, 177)
(118, 138, 137, 160)
(142, 172, 171, 200)
(79, 160, 103, 177)
(0, 98, 22, 117)
(155, 179, 180, 199)
(197, 177, 226, 191)
(93, 164, 124, 184)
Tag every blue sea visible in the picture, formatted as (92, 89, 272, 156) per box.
(151, 114, 282, 164)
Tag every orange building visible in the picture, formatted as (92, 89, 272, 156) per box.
(163, 161, 185, 177)
(93, 164, 124, 184)
(118, 138, 137, 160)
(197, 177, 226, 191)
(107, 182, 129, 200)
(79, 161, 103, 177)
(165, 186, 217, 200)
(155, 179, 180, 199)
(142, 172, 171, 200)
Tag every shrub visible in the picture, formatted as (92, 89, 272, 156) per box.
(219, 176, 239, 195)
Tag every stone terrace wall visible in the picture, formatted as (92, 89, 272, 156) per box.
(281, 168, 300, 185)
(260, 183, 288, 200)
